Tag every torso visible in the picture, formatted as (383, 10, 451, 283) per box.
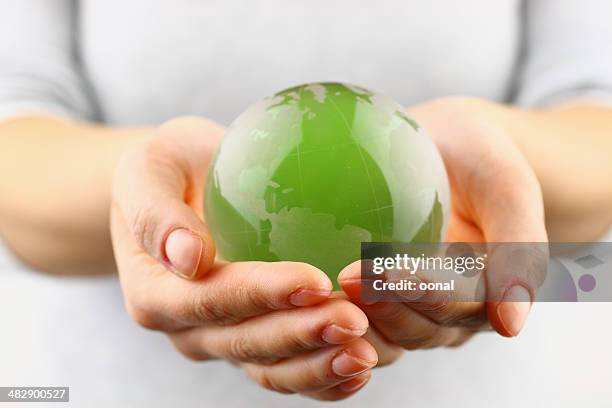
(79, 0, 521, 125)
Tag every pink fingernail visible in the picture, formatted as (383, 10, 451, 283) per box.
(289, 288, 331, 306)
(165, 228, 203, 278)
(332, 351, 376, 377)
(497, 285, 531, 337)
(322, 324, 367, 345)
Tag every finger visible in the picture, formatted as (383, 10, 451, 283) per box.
(330, 291, 403, 365)
(485, 243, 548, 337)
(305, 371, 372, 401)
(357, 302, 467, 350)
(447, 330, 475, 348)
(112, 118, 223, 279)
(113, 198, 333, 331)
(339, 261, 486, 328)
(361, 328, 404, 367)
(242, 338, 377, 396)
(170, 299, 368, 363)
(122, 259, 331, 332)
(339, 267, 474, 349)
(473, 163, 548, 337)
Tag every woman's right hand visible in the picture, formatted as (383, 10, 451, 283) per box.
(109, 117, 385, 401)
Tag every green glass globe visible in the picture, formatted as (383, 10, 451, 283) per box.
(205, 82, 449, 286)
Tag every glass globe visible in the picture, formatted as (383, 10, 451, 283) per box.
(205, 82, 449, 285)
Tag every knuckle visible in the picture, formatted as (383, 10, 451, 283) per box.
(366, 303, 404, 323)
(191, 297, 216, 322)
(129, 204, 160, 254)
(414, 292, 455, 324)
(435, 313, 460, 327)
(295, 329, 321, 350)
(190, 284, 239, 325)
(228, 337, 280, 365)
(228, 335, 259, 362)
(126, 300, 162, 331)
(168, 330, 215, 362)
(176, 344, 211, 362)
(248, 367, 294, 395)
(376, 347, 404, 367)
(192, 295, 234, 325)
(284, 330, 319, 354)
(243, 284, 279, 312)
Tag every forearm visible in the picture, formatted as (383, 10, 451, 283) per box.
(0, 116, 152, 274)
(494, 103, 612, 241)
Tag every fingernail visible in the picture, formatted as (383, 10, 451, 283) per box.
(338, 372, 371, 393)
(332, 351, 377, 377)
(322, 324, 367, 345)
(341, 278, 378, 305)
(289, 288, 331, 306)
(497, 285, 532, 337)
(165, 228, 203, 278)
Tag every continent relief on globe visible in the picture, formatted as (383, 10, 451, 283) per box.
(205, 83, 449, 287)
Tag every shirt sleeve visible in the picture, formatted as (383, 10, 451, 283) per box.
(0, 0, 98, 122)
(513, 0, 612, 107)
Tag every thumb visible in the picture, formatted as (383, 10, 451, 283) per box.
(478, 181, 548, 337)
(485, 242, 548, 337)
(112, 136, 216, 280)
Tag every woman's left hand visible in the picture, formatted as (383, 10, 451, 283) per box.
(339, 97, 549, 350)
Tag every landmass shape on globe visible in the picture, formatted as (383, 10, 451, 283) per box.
(205, 82, 449, 286)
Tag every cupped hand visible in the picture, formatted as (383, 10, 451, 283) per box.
(339, 97, 548, 350)
(110, 117, 387, 400)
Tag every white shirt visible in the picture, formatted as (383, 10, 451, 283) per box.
(1, 1, 612, 407)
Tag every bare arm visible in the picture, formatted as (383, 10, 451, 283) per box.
(2, 100, 612, 274)
(503, 104, 612, 241)
(0, 116, 151, 274)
